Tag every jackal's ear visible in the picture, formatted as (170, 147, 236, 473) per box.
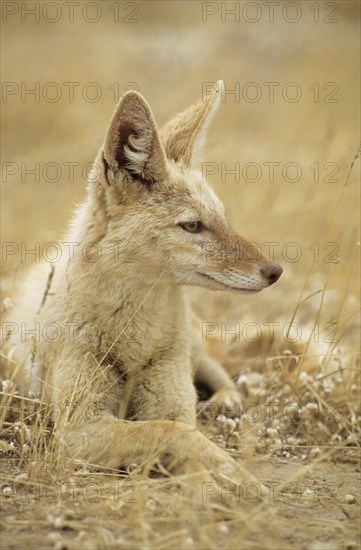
(160, 80, 224, 169)
(103, 91, 168, 184)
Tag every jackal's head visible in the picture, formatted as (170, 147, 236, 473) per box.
(95, 81, 282, 293)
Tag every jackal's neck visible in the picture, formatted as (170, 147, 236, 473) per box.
(61, 197, 188, 323)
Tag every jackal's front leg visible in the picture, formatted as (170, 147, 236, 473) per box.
(54, 353, 264, 505)
(192, 313, 242, 416)
(108, 357, 263, 504)
(195, 353, 243, 417)
(123, 359, 197, 425)
(62, 411, 265, 504)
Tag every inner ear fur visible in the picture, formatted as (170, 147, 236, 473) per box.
(103, 91, 168, 184)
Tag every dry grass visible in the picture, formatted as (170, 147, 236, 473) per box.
(1, 1, 360, 549)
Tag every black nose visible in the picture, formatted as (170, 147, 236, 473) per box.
(261, 263, 283, 285)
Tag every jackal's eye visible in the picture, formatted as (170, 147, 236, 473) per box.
(179, 221, 203, 233)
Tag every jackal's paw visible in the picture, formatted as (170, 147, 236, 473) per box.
(208, 387, 242, 417)
(177, 457, 266, 511)
(175, 425, 266, 509)
(176, 459, 221, 510)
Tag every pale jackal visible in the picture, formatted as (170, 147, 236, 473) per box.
(2, 81, 282, 491)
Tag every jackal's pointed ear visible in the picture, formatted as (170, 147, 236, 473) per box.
(160, 80, 224, 169)
(103, 91, 168, 184)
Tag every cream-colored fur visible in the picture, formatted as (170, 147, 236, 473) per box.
(2, 81, 282, 495)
